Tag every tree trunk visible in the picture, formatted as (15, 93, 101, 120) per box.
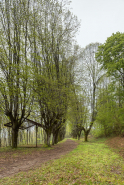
(27, 129, 28, 145)
(12, 127, 18, 148)
(46, 131, 51, 146)
(55, 134, 58, 144)
(8, 127, 11, 147)
(77, 134, 80, 140)
(0, 123, 1, 147)
(36, 125, 38, 148)
(84, 131, 88, 142)
(43, 129, 47, 144)
(54, 131, 59, 144)
(29, 129, 31, 144)
(77, 131, 82, 140)
(52, 134, 55, 145)
(52, 129, 59, 145)
(20, 131, 22, 144)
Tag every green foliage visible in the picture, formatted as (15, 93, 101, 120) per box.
(95, 32, 124, 138)
(0, 0, 80, 147)
(0, 0, 34, 123)
(93, 83, 124, 138)
(67, 92, 88, 139)
(96, 32, 124, 86)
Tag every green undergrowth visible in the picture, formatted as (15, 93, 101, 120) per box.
(0, 138, 124, 185)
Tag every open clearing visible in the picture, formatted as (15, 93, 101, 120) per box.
(0, 137, 124, 184)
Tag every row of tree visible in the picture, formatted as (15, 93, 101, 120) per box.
(93, 32, 124, 137)
(0, 0, 80, 148)
(69, 32, 124, 140)
(0, 120, 66, 147)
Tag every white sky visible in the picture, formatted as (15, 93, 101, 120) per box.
(70, 0, 124, 48)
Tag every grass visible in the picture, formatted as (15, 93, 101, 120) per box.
(0, 140, 68, 161)
(0, 138, 124, 184)
(0, 144, 54, 159)
(0, 138, 68, 154)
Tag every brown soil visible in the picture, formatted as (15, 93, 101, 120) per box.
(0, 139, 78, 179)
(106, 136, 124, 158)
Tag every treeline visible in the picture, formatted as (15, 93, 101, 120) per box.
(69, 33, 124, 140)
(0, 0, 80, 148)
(0, 120, 65, 147)
(93, 32, 124, 138)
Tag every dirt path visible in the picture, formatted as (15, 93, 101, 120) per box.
(0, 139, 78, 179)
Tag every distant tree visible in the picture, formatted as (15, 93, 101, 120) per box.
(58, 124, 66, 142)
(69, 92, 88, 140)
(93, 83, 124, 137)
(95, 32, 124, 137)
(79, 43, 105, 141)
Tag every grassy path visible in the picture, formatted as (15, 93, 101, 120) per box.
(0, 138, 124, 184)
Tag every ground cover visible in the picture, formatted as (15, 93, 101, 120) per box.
(0, 137, 124, 185)
(0, 139, 78, 178)
(0, 144, 53, 162)
(106, 136, 124, 158)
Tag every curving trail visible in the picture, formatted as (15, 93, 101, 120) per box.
(0, 139, 78, 179)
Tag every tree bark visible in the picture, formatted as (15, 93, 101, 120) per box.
(46, 130, 51, 146)
(12, 127, 18, 148)
(8, 127, 11, 147)
(52, 134, 55, 145)
(77, 131, 82, 140)
(84, 131, 88, 142)
(36, 125, 38, 147)
(54, 129, 60, 144)
(27, 129, 28, 145)
(77, 134, 80, 140)
(0, 123, 1, 147)
(52, 128, 59, 145)
(43, 129, 47, 144)
(54, 132, 59, 144)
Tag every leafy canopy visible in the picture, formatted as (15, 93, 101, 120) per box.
(96, 32, 124, 85)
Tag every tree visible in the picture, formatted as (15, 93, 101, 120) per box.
(68, 92, 88, 140)
(79, 43, 105, 141)
(0, 0, 80, 147)
(30, 0, 80, 146)
(95, 32, 124, 137)
(0, 0, 34, 148)
(96, 32, 124, 88)
(93, 83, 124, 137)
(0, 112, 2, 147)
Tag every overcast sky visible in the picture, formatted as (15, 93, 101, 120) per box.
(70, 0, 124, 48)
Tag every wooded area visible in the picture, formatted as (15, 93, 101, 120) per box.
(0, 1, 124, 184)
(0, 0, 124, 150)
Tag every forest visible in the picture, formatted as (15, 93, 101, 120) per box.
(0, 0, 124, 184)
